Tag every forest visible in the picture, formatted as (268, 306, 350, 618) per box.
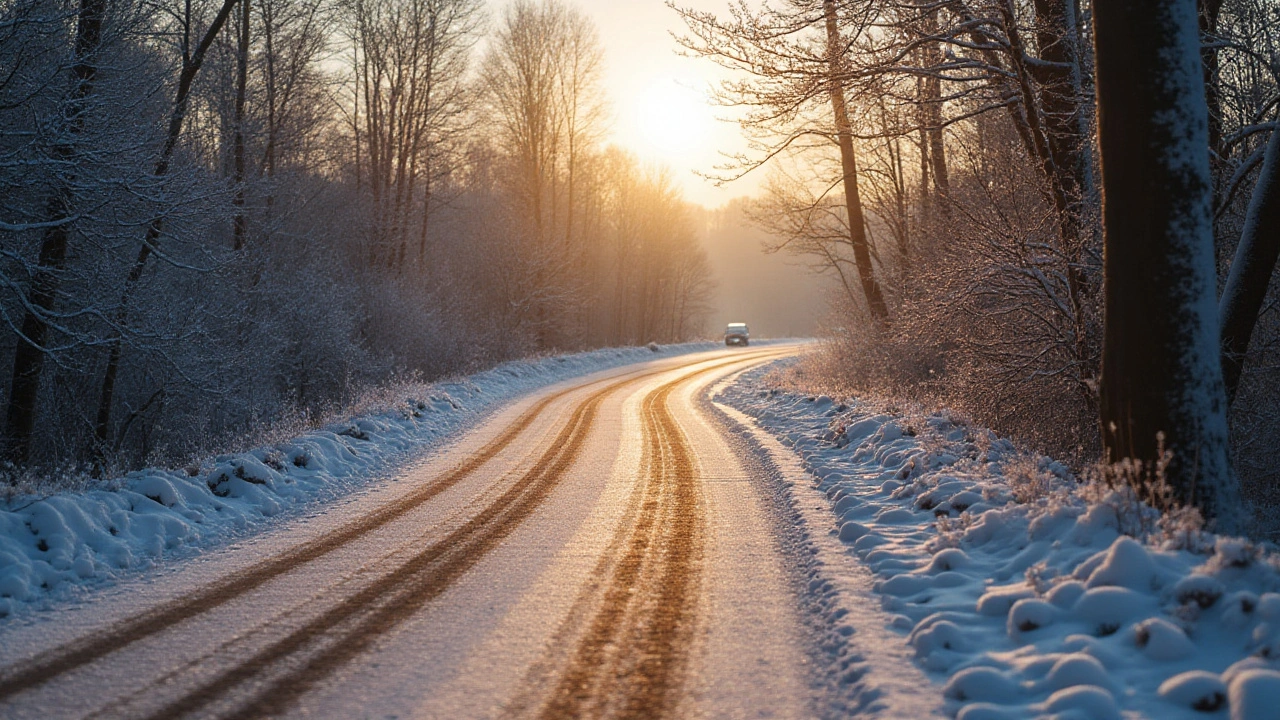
(0, 0, 715, 474)
(676, 0, 1280, 533)
(5, 0, 1280, 536)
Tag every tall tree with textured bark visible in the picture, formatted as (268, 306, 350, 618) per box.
(822, 0, 887, 324)
(3, 0, 109, 462)
(1093, 0, 1239, 525)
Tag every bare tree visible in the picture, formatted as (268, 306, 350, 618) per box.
(348, 0, 482, 269)
(674, 0, 889, 324)
(481, 0, 605, 348)
(1219, 121, 1280, 404)
(92, 0, 242, 455)
(258, 0, 332, 179)
(823, 0, 887, 323)
(231, 0, 250, 250)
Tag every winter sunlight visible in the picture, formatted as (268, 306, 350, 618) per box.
(5, 0, 1280, 718)
(630, 79, 715, 165)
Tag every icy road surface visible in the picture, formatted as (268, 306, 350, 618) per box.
(0, 346, 927, 719)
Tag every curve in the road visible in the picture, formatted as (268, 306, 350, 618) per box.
(40, 350, 784, 719)
(0, 350, 787, 719)
(137, 352, 782, 720)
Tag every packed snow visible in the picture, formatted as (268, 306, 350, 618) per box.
(716, 360, 1280, 720)
(0, 342, 721, 619)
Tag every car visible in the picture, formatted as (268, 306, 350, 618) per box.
(724, 322, 749, 346)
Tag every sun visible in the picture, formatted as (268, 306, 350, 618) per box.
(633, 79, 715, 161)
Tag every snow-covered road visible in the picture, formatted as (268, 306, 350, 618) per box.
(0, 346, 897, 719)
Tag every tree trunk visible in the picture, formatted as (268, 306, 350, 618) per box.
(917, 104, 931, 229)
(1035, 0, 1097, 392)
(260, 0, 277, 183)
(93, 0, 240, 455)
(1199, 0, 1225, 157)
(823, 0, 888, 324)
(1003, 0, 1095, 391)
(1032, 0, 1088, 205)
(231, 0, 249, 250)
(418, 173, 432, 265)
(1094, 0, 1239, 526)
(918, 10, 949, 206)
(4, 0, 108, 462)
(1219, 124, 1280, 404)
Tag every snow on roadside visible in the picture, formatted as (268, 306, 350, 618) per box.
(0, 342, 721, 619)
(717, 361, 1280, 720)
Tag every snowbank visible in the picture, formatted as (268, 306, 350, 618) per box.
(717, 361, 1280, 720)
(0, 341, 722, 619)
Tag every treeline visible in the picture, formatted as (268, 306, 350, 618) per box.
(0, 0, 713, 471)
(678, 0, 1280, 531)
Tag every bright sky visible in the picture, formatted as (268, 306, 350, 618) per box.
(485, 0, 760, 208)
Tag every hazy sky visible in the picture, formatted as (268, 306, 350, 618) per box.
(485, 0, 762, 208)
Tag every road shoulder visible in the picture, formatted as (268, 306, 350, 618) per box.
(705, 368, 945, 719)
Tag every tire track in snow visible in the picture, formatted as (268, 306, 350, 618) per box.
(92, 350, 785, 719)
(0, 352, 768, 703)
(137, 376, 613, 719)
(0, 387, 572, 701)
(535, 357, 712, 720)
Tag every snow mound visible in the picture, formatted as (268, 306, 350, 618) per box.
(716, 361, 1280, 719)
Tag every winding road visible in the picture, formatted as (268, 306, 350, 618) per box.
(0, 346, 823, 719)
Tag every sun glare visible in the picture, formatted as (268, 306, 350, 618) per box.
(632, 79, 715, 162)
